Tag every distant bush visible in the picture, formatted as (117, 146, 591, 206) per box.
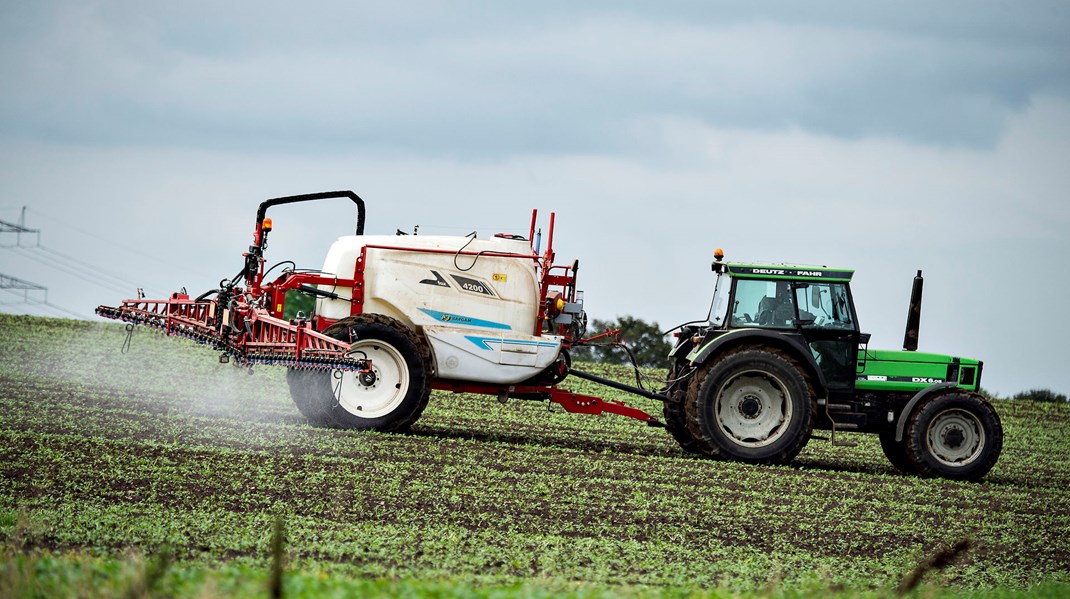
(1010, 388, 1069, 404)
(283, 290, 315, 320)
(572, 315, 672, 368)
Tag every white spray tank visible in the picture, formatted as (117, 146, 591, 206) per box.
(315, 233, 564, 385)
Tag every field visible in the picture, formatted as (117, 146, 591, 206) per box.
(1, 313, 1069, 597)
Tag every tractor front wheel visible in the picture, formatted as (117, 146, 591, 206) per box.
(662, 361, 711, 455)
(905, 392, 1002, 481)
(686, 347, 813, 464)
(286, 314, 431, 432)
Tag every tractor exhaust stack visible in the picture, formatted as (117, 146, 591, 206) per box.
(903, 270, 923, 351)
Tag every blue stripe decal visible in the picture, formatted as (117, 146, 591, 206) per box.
(465, 336, 561, 351)
(419, 308, 512, 330)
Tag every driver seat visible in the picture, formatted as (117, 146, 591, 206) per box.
(757, 296, 776, 325)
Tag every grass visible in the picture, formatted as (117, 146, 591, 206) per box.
(1, 313, 1068, 597)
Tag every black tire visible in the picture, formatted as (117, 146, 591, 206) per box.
(905, 392, 1002, 481)
(287, 369, 334, 427)
(286, 314, 432, 432)
(879, 430, 917, 474)
(662, 361, 708, 454)
(686, 347, 813, 464)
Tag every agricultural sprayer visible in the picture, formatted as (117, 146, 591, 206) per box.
(98, 190, 1002, 480)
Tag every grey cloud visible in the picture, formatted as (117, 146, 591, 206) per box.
(1, 2, 1067, 156)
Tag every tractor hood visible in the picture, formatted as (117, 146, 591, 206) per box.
(856, 348, 983, 393)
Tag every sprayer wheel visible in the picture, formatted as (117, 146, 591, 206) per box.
(286, 314, 431, 432)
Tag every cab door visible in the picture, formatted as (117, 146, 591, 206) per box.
(793, 282, 859, 391)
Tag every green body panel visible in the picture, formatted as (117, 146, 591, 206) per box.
(856, 348, 982, 394)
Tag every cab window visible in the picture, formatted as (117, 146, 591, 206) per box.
(730, 279, 795, 328)
(794, 282, 855, 330)
(709, 272, 732, 327)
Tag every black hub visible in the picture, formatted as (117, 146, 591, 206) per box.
(943, 426, 965, 449)
(359, 371, 378, 386)
(739, 396, 762, 419)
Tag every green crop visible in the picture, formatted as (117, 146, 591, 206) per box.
(0, 314, 1068, 598)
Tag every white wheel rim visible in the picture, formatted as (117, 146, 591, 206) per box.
(333, 339, 410, 419)
(715, 371, 793, 447)
(926, 408, 984, 467)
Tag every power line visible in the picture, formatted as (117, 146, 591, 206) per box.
(4, 245, 136, 297)
(1, 205, 173, 318)
(19, 206, 208, 281)
(0, 278, 89, 320)
(0, 217, 41, 246)
(2, 297, 88, 319)
(0, 272, 47, 293)
(0, 272, 51, 314)
(1, 215, 164, 296)
(36, 244, 162, 296)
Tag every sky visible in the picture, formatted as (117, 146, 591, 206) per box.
(1, 1, 1068, 397)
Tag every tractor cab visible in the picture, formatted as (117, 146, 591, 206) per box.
(695, 259, 864, 396)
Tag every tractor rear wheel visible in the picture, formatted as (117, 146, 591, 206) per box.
(904, 392, 1002, 481)
(286, 314, 432, 432)
(686, 347, 813, 464)
(879, 430, 917, 474)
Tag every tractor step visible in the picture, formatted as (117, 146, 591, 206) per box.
(829, 421, 859, 447)
(825, 396, 861, 447)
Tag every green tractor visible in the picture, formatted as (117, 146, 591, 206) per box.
(663, 252, 1002, 481)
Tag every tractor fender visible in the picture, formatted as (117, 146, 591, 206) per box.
(667, 327, 698, 361)
(894, 382, 959, 442)
(687, 329, 829, 398)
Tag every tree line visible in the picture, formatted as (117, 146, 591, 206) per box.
(570, 315, 673, 368)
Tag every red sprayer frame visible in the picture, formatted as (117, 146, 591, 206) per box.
(97, 292, 366, 371)
(97, 191, 661, 426)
